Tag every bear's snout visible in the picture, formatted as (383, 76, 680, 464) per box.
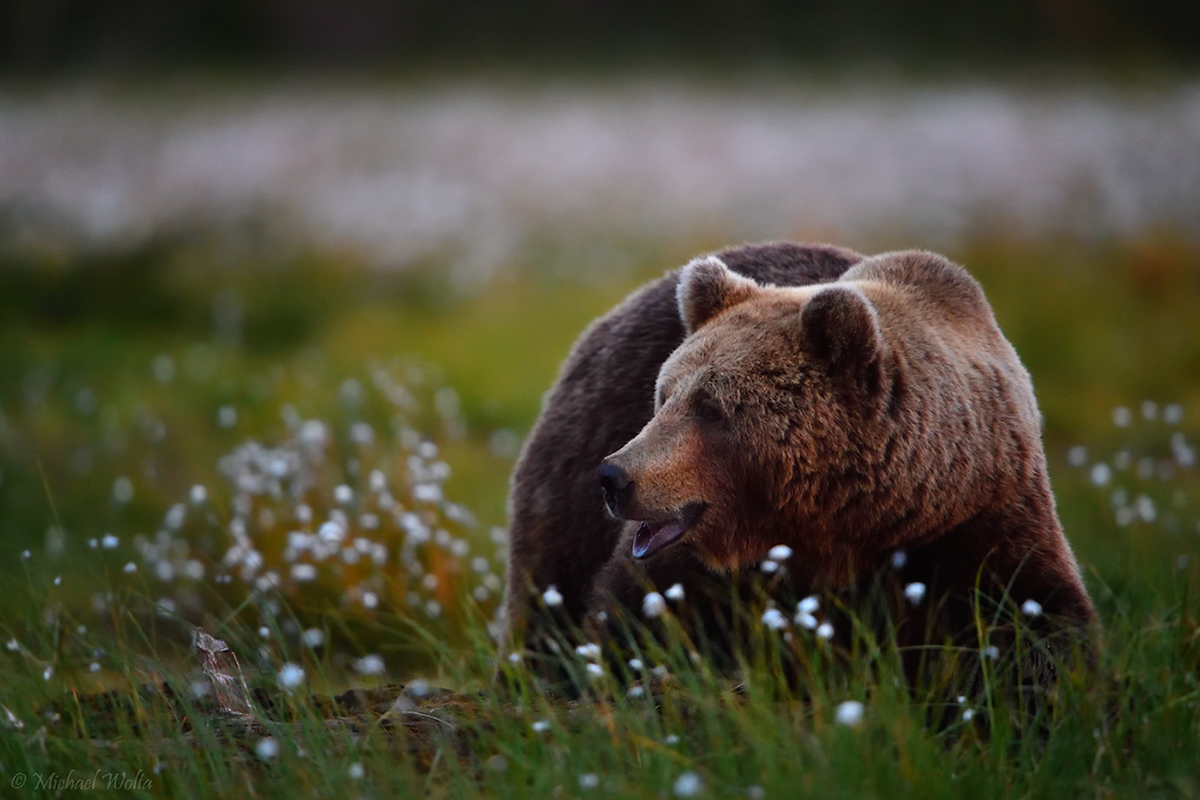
(597, 462, 633, 518)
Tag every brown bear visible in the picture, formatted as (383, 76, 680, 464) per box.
(501, 242, 864, 668)
(586, 249, 1097, 702)
(502, 242, 1096, 703)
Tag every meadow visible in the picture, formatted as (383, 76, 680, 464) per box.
(2, 76, 1200, 800)
(0, 229, 1198, 799)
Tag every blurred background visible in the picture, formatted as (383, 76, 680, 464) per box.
(1, 1, 1198, 678)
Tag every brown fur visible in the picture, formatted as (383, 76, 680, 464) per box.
(590, 248, 1096, 699)
(501, 243, 864, 663)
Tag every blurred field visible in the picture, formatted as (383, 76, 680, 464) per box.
(2, 77, 1200, 797)
(5, 78, 1200, 270)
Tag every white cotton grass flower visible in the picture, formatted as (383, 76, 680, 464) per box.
(643, 591, 667, 618)
(1067, 445, 1088, 467)
(531, 719, 552, 733)
(190, 484, 207, 505)
(768, 544, 793, 561)
(334, 484, 354, 505)
(627, 685, 646, 699)
(664, 734, 680, 745)
(904, 582, 927, 606)
(542, 585, 563, 607)
(507, 651, 522, 665)
(761, 607, 788, 630)
(255, 737, 279, 760)
(1021, 599, 1043, 617)
(347, 762, 365, 780)
(891, 549, 908, 569)
(301, 628, 326, 648)
(579, 773, 600, 789)
(1135, 494, 1157, 523)
(350, 422, 375, 446)
(101, 534, 119, 549)
(795, 610, 818, 629)
(982, 645, 1001, 660)
(760, 560, 779, 574)
(795, 595, 821, 628)
(113, 477, 134, 504)
(586, 662, 605, 679)
(355, 654, 386, 676)
(673, 771, 704, 797)
(575, 643, 602, 660)
(123, 562, 137, 574)
(164, 503, 187, 531)
(1090, 462, 1112, 486)
(277, 662, 306, 690)
(665, 583, 686, 601)
(816, 622, 835, 640)
(835, 700, 865, 727)
(291, 563, 317, 582)
(628, 658, 644, 672)
(317, 521, 345, 544)
(413, 483, 442, 503)
(962, 708, 976, 722)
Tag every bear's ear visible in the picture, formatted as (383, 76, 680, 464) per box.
(677, 255, 760, 334)
(800, 286, 886, 394)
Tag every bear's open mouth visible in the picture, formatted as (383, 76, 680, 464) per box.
(631, 502, 705, 559)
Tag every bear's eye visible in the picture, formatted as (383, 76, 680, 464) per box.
(693, 394, 725, 424)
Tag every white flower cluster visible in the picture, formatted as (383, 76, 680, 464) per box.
(759, 543, 793, 575)
(747, 594, 837, 641)
(113, 363, 506, 646)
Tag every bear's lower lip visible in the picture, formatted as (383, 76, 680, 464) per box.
(631, 503, 704, 559)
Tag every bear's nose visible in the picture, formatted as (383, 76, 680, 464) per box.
(597, 462, 633, 518)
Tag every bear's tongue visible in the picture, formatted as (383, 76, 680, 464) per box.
(631, 519, 687, 559)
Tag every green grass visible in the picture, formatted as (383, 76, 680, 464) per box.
(1, 235, 1199, 797)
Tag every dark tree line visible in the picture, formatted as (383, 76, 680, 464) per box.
(2, 0, 1196, 72)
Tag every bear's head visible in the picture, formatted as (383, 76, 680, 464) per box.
(597, 250, 1043, 585)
